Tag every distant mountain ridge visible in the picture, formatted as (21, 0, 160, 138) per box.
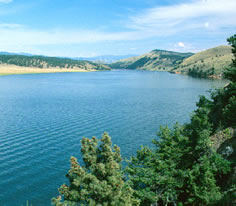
(0, 51, 34, 56)
(0, 52, 136, 64)
(74, 55, 137, 63)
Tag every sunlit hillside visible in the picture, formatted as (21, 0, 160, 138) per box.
(174, 45, 233, 77)
(109, 50, 193, 71)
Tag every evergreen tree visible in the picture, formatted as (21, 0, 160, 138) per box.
(127, 102, 231, 205)
(224, 34, 236, 82)
(209, 34, 236, 129)
(127, 101, 231, 206)
(52, 133, 139, 206)
(127, 124, 189, 205)
(127, 35, 236, 205)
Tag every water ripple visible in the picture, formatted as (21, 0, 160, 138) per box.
(0, 71, 226, 206)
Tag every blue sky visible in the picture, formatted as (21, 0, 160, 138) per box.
(0, 0, 235, 57)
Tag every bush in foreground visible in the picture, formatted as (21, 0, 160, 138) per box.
(52, 132, 139, 206)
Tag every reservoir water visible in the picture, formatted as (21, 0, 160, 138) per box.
(0, 70, 227, 206)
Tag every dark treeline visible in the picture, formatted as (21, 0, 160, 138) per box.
(188, 66, 216, 78)
(0, 54, 109, 70)
(50, 35, 236, 206)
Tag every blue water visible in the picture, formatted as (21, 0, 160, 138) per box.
(0, 70, 226, 206)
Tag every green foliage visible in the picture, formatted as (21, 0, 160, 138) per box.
(52, 133, 139, 206)
(224, 34, 236, 82)
(209, 86, 236, 129)
(126, 57, 151, 69)
(127, 124, 189, 205)
(188, 67, 215, 78)
(127, 100, 231, 205)
(209, 34, 236, 129)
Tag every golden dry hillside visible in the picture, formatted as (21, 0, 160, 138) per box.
(174, 46, 233, 78)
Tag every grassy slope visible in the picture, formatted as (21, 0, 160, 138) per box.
(0, 54, 111, 72)
(110, 46, 233, 78)
(109, 50, 193, 71)
(174, 46, 233, 76)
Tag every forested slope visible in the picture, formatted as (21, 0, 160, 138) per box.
(0, 54, 110, 71)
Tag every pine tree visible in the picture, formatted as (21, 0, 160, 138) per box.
(209, 34, 236, 129)
(224, 34, 236, 82)
(127, 98, 231, 206)
(52, 133, 139, 206)
(127, 124, 189, 205)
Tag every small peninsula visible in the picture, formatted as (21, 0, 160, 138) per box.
(0, 54, 110, 76)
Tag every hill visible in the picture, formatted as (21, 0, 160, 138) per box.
(109, 50, 193, 71)
(0, 54, 110, 72)
(173, 45, 233, 78)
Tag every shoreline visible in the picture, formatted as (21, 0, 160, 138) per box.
(0, 64, 96, 76)
(170, 71, 223, 79)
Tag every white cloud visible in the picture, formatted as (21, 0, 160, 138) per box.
(178, 42, 185, 48)
(0, 27, 139, 47)
(204, 22, 209, 28)
(0, 0, 235, 55)
(171, 41, 204, 53)
(0, 23, 22, 29)
(0, 0, 12, 3)
(128, 0, 236, 31)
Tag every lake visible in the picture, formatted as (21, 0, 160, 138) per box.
(0, 70, 227, 206)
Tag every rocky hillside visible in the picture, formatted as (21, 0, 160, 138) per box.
(109, 49, 193, 71)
